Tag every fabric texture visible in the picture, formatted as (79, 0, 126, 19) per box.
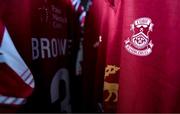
(83, 0, 180, 113)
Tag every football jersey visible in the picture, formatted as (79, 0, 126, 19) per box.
(0, 1, 34, 112)
(83, 0, 180, 113)
(117, 0, 180, 113)
(0, 0, 79, 112)
(83, 0, 121, 112)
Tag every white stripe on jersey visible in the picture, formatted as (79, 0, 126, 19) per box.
(0, 27, 34, 105)
(21, 69, 31, 80)
(4, 97, 16, 104)
(29, 80, 35, 88)
(0, 27, 35, 88)
(13, 98, 25, 105)
(0, 95, 26, 105)
(0, 96, 7, 103)
(25, 74, 33, 85)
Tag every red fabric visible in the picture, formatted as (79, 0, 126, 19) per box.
(83, 0, 120, 112)
(84, 0, 180, 113)
(0, 2, 33, 111)
(118, 0, 180, 113)
(0, 0, 79, 112)
(0, 63, 32, 97)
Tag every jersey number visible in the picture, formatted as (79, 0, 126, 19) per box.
(50, 68, 71, 112)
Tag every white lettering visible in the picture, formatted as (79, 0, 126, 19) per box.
(51, 38, 58, 58)
(31, 38, 68, 60)
(125, 44, 152, 56)
(50, 5, 67, 29)
(41, 38, 51, 59)
(58, 39, 67, 55)
(32, 38, 39, 60)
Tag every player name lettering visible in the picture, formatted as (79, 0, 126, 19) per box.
(32, 38, 67, 60)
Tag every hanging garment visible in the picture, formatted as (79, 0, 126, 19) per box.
(0, 1, 35, 112)
(0, 23, 34, 113)
(0, 0, 80, 112)
(83, 0, 120, 112)
(83, 0, 180, 113)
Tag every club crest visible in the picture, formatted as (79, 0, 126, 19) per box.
(124, 17, 154, 56)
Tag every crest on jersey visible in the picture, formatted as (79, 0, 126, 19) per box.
(124, 17, 154, 56)
(104, 65, 120, 102)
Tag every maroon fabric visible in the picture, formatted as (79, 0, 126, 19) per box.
(118, 0, 180, 113)
(0, 0, 79, 112)
(0, 1, 33, 112)
(83, 0, 180, 113)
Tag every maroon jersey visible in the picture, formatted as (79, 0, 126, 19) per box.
(118, 0, 180, 113)
(83, 0, 120, 112)
(0, 1, 34, 112)
(0, 0, 79, 112)
(83, 0, 180, 113)
(0, 25, 34, 112)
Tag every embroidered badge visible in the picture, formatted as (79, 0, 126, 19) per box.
(104, 65, 120, 102)
(125, 17, 154, 56)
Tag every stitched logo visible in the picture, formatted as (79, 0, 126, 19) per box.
(125, 17, 154, 56)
